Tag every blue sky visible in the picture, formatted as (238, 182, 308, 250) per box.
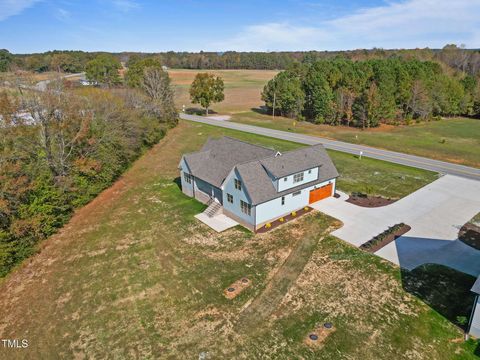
(1, 0, 480, 53)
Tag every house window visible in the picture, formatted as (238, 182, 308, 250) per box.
(184, 172, 192, 184)
(240, 200, 251, 215)
(308, 169, 312, 174)
(293, 172, 304, 183)
(281, 196, 285, 205)
(227, 193, 233, 204)
(292, 190, 301, 196)
(234, 179, 242, 190)
(284, 177, 288, 182)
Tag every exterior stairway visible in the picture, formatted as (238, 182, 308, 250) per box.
(204, 200, 222, 218)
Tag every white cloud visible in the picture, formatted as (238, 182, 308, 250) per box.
(211, 0, 480, 51)
(0, 0, 41, 21)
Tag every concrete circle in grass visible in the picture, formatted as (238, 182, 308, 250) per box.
(227, 287, 235, 292)
(324, 322, 333, 329)
(309, 334, 318, 341)
(241, 278, 249, 284)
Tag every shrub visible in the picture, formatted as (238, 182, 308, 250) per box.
(291, 211, 297, 217)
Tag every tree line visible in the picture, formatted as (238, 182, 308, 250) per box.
(0, 69, 177, 276)
(2, 45, 480, 75)
(261, 58, 480, 127)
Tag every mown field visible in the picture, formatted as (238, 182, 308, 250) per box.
(0, 120, 477, 359)
(169, 69, 278, 113)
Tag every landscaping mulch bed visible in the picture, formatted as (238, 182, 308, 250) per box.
(347, 194, 396, 208)
(459, 223, 480, 250)
(256, 206, 314, 233)
(360, 223, 411, 253)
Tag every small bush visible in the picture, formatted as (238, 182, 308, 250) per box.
(291, 211, 297, 217)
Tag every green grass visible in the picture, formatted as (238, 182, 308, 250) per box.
(231, 111, 480, 168)
(0, 121, 476, 359)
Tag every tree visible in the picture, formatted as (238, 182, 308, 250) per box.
(50, 53, 80, 73)
(141, 67, 178, 126)
(262, 72, 304, 118)
(0, 49, 13, 72)
(85, 54, 121, 87)
(125, 57, 162, 88)
(189, 73, 224, 115)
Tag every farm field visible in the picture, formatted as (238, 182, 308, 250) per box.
(169, 69, 278, 113)
(0, 120, 477, 359)
(230, 111, 480, 169)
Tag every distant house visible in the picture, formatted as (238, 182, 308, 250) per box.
(469, 276, 480, 338)
(79, 79, 97, 86)
(179, 136, 339, 231)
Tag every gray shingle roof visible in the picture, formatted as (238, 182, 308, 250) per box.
(237, 144, 338, 205)
(472, 276, 480, 294)
(183, 136, 276, 188)
(182, 136, 339, 204)
(260, 144, 333, 178)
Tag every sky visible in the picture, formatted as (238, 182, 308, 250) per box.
(1, 0, 480, 53)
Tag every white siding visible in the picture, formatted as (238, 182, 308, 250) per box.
(470, 296, 480, 338)
(278, 167, 319, 192)
(255, 178, 335, 225)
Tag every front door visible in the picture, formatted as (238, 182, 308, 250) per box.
(309, 183, 333, 204)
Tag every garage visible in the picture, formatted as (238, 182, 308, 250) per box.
(309, 183, 333, 204)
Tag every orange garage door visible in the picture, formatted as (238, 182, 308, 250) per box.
(309, 184, 333, 204)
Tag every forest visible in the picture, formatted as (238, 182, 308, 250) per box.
(261, 58, 480, 127)
(0, 69, 177, 276)
(1, 45, 480, 75)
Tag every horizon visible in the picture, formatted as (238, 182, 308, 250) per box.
(1, 0, 480, 53)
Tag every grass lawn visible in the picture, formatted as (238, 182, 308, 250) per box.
(169, 69, 277, 113)
(231, 111, 480, 168)
(0, 121, 477, 359)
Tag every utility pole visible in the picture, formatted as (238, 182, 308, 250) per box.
(272, 90, 276, 120)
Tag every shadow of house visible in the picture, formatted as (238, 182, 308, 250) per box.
(173, 177, 182, 190)
(400, 264, 476, 330)
(392, 235, 479, 330)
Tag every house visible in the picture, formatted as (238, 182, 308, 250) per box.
(468, 275, 480, 338)
(179, 136, 339, 231)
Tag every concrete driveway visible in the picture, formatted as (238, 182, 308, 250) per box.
(311, 175, 480, 276)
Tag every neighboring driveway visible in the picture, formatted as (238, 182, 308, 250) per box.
(311, 175, 480, 276)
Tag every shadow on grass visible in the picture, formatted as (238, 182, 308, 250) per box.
(173, 177, 182, 191)
(475, 341, 480, 356)
(400, 264, 476, 331)
(251, 106, 269, 115)
(185, 107, 218, 116)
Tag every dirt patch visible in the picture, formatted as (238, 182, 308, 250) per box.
(360, 223, 411, 253)
(458, 223, 480, 250)
(256, 207, 314, 233)
(304, 323, 336, 349)
(224, 277, 252, 299)
(347, 194, 396, 207)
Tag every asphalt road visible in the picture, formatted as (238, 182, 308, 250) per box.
(180, 113, 480, 181)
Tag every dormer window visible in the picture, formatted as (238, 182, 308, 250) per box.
(308, 169, 312, 174)
(293, 172, 304, 183)
(234, 179, 242, 190)
(284, 177, 287, 182)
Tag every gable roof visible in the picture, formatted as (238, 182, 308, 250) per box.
(182, 136, 339, 204)
(472, 276, 480, 294)
(236, 144, 339, 205)
(260, 144, 332, 178)
(182, 136, 276, 188)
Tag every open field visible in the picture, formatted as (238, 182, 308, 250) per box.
(0, 121, 477, 359)
(231, 111, 480, 168)
(169, 69, 277, 113)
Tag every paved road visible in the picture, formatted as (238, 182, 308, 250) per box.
(35, 72, 85, 91)
(180, 113, 480, 180)
(312, 175, 480, 276)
